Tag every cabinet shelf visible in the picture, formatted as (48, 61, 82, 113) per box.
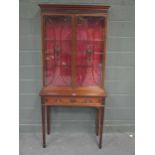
(46, 64, 71, 67)
(45, 51, 102, 55)
(46, 64, 101, 68)
(76, 64, 102, 67)
(45, 39, 104, 42)
(77, 40, 104, 41)
(45, 39, 71, 41)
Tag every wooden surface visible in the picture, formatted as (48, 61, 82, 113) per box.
(43, 96, 103, 107)
(40, 5, 108, 89)
(39, 4, 110, 149)
(39, 4, 110, 11)
(39, 86, 106, 97)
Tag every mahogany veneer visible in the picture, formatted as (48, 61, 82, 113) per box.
(39, 4, 110, 149)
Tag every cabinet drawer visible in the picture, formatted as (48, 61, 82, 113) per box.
(45, 97, 102, 105)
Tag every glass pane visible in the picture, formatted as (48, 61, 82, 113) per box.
(77, 65, 102, 86)
(45, 16, 71, 41)
(76, 16, 104, 87)
(44, 16, 72, 86)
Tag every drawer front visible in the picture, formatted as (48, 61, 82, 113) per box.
(45, 97, 102, 105)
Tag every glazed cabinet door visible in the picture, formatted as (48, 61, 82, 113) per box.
(43, 15, 72, 87)
(75, 16, 105, 87)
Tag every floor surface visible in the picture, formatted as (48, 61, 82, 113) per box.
(20, 132, 134, 155)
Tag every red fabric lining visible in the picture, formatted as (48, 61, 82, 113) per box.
(76, 17, 103, 86)
(45, 16, 103, 86)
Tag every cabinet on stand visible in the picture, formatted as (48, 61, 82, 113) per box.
(39, 4, 110, 149)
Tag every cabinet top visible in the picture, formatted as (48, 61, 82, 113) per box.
(39, 4, 110, 11)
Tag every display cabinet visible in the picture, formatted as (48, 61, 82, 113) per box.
(39, 4, 110, 149)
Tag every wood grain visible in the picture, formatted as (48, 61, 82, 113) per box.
(39, 4, 110, 149)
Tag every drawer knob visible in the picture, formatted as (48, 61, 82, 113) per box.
(72, 93, 76, 96)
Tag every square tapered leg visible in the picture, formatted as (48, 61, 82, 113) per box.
(47, 107, 51, 135)
(41, 98, 46, 148)
(98, 106, 104, 149)
(96, 108, 100, 136)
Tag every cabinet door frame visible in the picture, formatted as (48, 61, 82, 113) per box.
(74, 14, 108, 88)
(41, 13, 74, 87)
(40, 12, 108, 88)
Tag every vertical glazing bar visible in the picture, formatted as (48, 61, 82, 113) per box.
(71, 15, 77, 88)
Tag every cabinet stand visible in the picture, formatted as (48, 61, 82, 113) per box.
(41, 96, 105, 149)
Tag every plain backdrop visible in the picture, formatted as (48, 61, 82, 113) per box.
(19, 0, 135, 133)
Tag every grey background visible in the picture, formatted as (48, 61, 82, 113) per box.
(19, 0, 135, 133)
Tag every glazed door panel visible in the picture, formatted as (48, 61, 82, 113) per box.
(76, 16, 104, 87)
(43, 15, 105, 88)
(44, 16, 72, 86)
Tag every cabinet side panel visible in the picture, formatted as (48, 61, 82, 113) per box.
(103, 16, 108, 88)
(41, 14, 45, 86)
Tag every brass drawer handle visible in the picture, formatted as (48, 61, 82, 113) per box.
(72, 93, 76, 96)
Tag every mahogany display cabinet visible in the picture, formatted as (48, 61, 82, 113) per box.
(39, 4, 110, 149)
